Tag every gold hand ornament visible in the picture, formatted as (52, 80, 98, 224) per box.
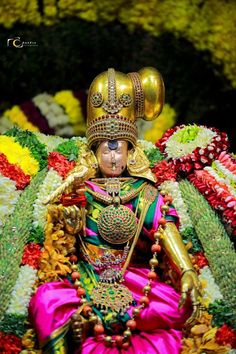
(161, 222, 204, 327)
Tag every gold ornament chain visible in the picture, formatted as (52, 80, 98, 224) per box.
(86, 182, 147, 205)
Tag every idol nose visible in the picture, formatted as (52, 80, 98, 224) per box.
(111, 151, 116, 164)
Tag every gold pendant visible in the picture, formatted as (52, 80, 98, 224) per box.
(97, 204, 137, 244)
(92, 282, 133, 315)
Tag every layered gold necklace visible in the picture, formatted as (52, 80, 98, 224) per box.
(82, 178, 157, 315)
(86, 178, 147, 245)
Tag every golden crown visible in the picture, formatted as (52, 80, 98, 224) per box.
(86, 67, 165, 148)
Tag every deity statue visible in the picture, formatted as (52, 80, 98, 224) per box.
(29, 68, 203, 353)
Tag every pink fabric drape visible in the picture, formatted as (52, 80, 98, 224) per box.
(30, 267, 190, 353)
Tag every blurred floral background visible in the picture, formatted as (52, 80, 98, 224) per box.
(0, 0, 235, 149)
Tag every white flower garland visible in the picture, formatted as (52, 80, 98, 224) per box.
(0, 175, 21, 228)
(33, 169, 63, 229)
(138, 139, 156, 151)
(199, 266, 223, 305)
(159, 180, 193, 232)
(6, 265, 37, 316)
(33, 93, 70, 130)
(165, 126, 216, 158)
(34, 132, 66, 153)
(56, 125, 75, 136)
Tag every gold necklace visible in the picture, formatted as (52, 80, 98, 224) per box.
(86, 181, 147, 244)
(86, 181, 146, 206)
(79, 184, 158, 316)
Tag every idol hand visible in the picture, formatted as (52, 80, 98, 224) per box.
(179, 270, 204, 328)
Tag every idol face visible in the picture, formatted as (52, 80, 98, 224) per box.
(96, 140, 128, 178)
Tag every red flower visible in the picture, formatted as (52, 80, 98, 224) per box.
(0, 332, 22, 354)
(152, 160, 177, 187)
(21, 243, 42, 269)
(0, 153, 30, 189)
(216, 324, 236, 348)
(194, 251, 209, 268)
(48, 152, 76, 178)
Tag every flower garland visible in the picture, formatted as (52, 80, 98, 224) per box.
(0, 175, 21, 228)
(54, 90, 86, 135)
(0, 91, 86, 138)
(182, 262, 236, 353)
(6, 265, 37, 316)
(0, 135, 39, 177)
(34, 132, 65, 153)
(216, 325, 236, 349)
(213, 152, 236, 188)
(156, 125, 229, 174)
(159, 180, 193, 232)
(38, 204, 75, 283)
(48, 151, 76, 178)
(0, 152, 31, 189)
(158, 179, 203, 253)
(20, 100, 55, 135)
(55, 139, 80, 161)
(33, 168, 63, 229)
(151, 160, 177, 187)
(5, 127, 48, 170)
(33, 93, 69, 129)
(3, 105, 39, 132)
(0, 332, 22, 354)
(179, 179, 236, 328)
(21, 243, 42, 270)
(205, 166, 236, 198)
(199, 266, 223, 308)
(188, 168, 236, 236)
(0, 169, 47, 321)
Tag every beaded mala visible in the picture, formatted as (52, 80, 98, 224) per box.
(69, 188, 173, 349)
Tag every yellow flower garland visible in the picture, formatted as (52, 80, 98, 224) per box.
(4, 106, 39, 132)
(54, 90, 86, 135)
(0, 136, 39, 176)
(1, 1, 235, 87)
(0, 0, 41, 28)
(38, 204, 75, 283)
